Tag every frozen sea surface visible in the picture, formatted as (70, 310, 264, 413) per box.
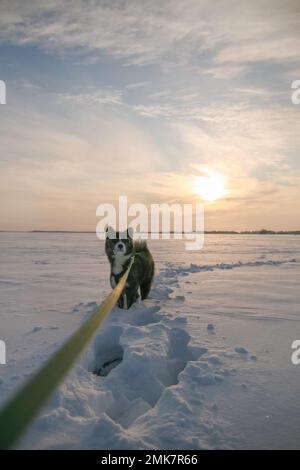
(0, 233, 300, 449)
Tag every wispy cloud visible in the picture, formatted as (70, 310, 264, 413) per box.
(56, 89, 124, 106)
(200, 64, 250, 79)
(0, 1, 299, 68)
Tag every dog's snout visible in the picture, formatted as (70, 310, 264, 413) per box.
(117, 243, 123, 249)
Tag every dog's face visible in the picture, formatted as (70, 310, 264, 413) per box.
(105, 227, 134, 258)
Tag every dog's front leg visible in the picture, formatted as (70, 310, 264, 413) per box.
(117, 290, 128, 309)
(122, 292, 128, 309)
(118, 283, 139, 310)
(125, 285, 141, 309)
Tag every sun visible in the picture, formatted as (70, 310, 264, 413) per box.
(193, 169, 226, 202)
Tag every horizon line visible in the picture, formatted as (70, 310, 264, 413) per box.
(0, 229, 300, 235)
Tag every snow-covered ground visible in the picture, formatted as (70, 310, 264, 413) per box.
(0, 233, 300, 449)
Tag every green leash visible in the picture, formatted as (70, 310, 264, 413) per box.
(0, 257, 134, 449)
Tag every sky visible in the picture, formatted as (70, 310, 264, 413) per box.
(0, 0, 299, 231)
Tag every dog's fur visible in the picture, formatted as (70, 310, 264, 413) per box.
(105, 227, 154, 309)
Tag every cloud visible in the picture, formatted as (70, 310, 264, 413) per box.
(200, 64, 250, 79)
(0, 99, 171, 229)
(0, 0, 299, 69)
(229, 87, 276, 100)
(172, 101, 300, 172)
(56, 89, 124, 106)
(133, 104, 175, 118)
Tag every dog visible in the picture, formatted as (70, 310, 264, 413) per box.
(105, 226, 154, 309)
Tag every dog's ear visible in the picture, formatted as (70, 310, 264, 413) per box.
(127, 227, 134, 239)
(106, 226, 116, 239)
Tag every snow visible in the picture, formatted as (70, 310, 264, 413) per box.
(0, 233, 300, 449)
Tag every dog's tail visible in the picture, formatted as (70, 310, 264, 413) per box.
(134, 240, 150, 253)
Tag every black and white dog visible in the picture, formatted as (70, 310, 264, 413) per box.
(105, 227, 154, 309)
